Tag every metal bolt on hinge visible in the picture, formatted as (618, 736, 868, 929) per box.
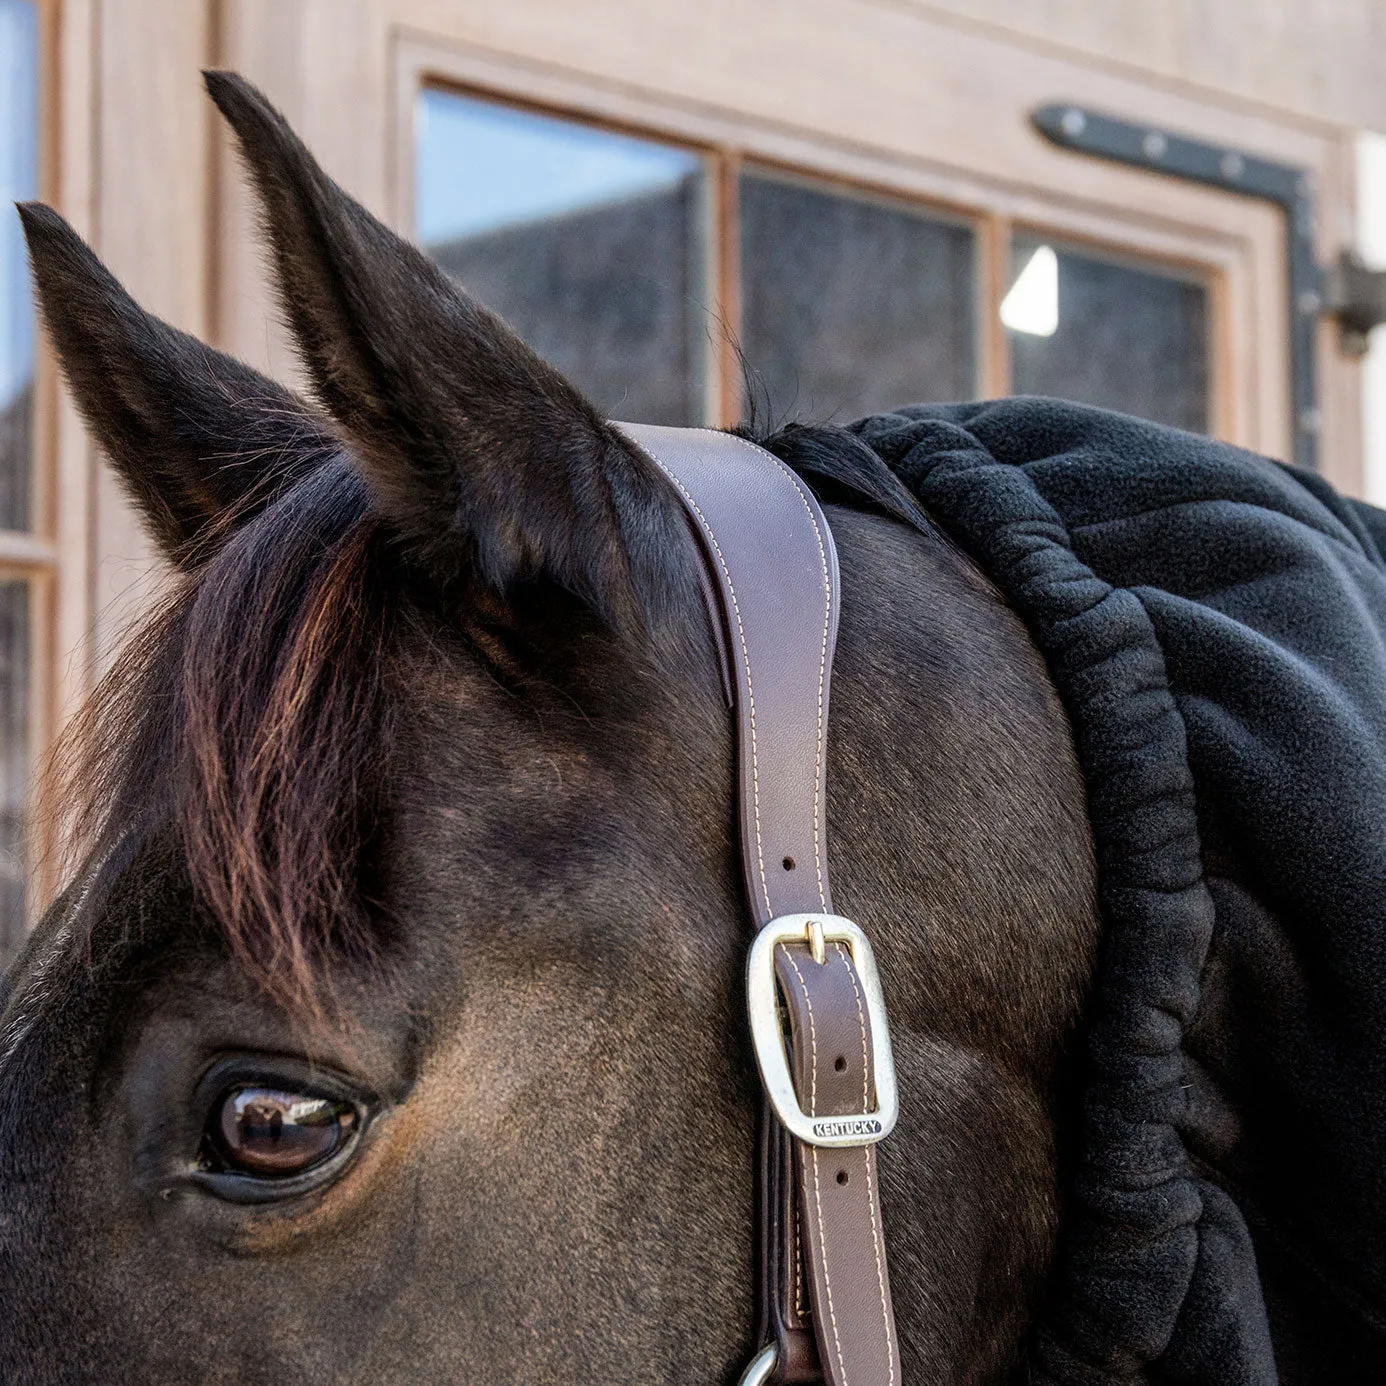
(1325, 251, 1386, 358)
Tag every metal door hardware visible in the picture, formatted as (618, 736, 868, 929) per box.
(1033, 102, 1386, 472)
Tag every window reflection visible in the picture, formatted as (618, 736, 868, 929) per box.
(738, 171, 976, 425)
(416, 89, 710, 426)
(1, 0, 37, 532)
(1006, 234, 1209, 434)
(1000, 245, 1058, 338)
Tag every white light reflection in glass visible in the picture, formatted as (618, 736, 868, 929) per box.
(1000, 244, 1059, 337)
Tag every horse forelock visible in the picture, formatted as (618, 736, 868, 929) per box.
(48, 452, 397, 1012)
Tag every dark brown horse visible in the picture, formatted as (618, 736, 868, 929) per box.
(0, 73, 1098, 1382)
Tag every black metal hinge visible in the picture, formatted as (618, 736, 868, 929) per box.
(1033, 102, 1386, 472)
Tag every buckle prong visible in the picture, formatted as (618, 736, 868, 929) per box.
(806, 916, 826, 964)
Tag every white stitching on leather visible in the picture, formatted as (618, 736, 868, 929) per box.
(837, 943, 897, 1384)
(794, 1196, 809, 1320)
(863, 1152, 896, 1385)
(685, 430, 834, 912)
(782, 946, 851, 1386)
(632, 440, 774, 918)
(625, 426, 866, 1374)
(810, 1147, 851, 1386)
(792, 477, 833, 913)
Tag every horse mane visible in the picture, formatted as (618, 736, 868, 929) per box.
(46, 419, 922, 1010)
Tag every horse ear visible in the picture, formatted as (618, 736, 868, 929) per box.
(18, 202, 333, 566)
(204, 70, 695, 637)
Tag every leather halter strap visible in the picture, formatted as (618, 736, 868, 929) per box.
(615, 423, 901, 1386)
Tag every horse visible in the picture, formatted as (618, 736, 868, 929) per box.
(0, 72, 1100, 1382)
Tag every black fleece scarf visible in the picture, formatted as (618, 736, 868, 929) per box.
(849, 400, 1386, 1385)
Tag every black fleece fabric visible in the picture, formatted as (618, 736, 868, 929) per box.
(848, 400, 1386, 1385)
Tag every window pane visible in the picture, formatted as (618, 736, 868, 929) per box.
(1005, 234, 1209, 433)
(0, 0, 37, 532)
(739, 172, 976, 423)
(0, 579, 27, 963)
(417, 89, 709, 426)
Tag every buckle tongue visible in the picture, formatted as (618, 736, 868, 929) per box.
(746, 913, 898, 1148)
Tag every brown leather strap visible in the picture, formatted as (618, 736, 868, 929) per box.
(614, 423, 900, 1386)
(777, 942, 900, 1386)
(616, 425, 840, 924)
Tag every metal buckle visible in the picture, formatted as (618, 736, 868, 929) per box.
(746, 913, 898, 1148)
(736, 1343, 779, 1385)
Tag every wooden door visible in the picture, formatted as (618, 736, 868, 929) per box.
(215, 0, 1359, 494)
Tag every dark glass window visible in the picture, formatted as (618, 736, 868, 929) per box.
(416, 88, 710, 426)
(414, 93, 1216, 441)
(1005, 233, 1209, 433)
(738, 171, 976, 424)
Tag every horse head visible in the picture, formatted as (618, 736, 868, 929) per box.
(0, 72, 1098, 1383)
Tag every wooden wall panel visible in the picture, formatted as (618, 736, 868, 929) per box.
(216, 0, 390, 383)
(387, 0, 1344, 192)
(48, 0, 97, 726)
(24, 0, 1382, 914)
(88, 0, 212, 675)
(905, 0, 1386, 136)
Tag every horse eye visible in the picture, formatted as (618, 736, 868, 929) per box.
(208, 1087, 357, 1177)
